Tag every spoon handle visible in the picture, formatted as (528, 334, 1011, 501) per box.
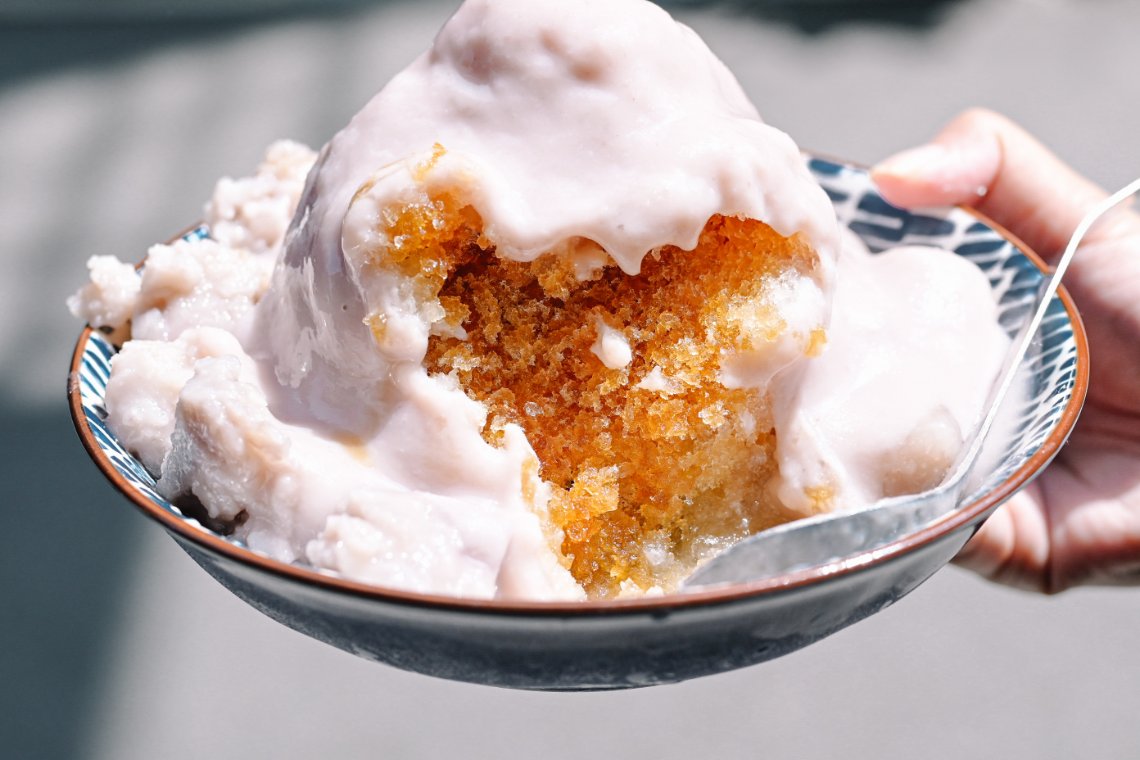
(947, 175, 1140, 494)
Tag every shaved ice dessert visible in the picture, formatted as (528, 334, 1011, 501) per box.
(70, 0, 1008, 600)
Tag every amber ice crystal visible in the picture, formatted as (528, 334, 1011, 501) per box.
(364, 167, 824, 598)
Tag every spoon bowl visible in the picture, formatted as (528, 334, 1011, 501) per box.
(68, 156, 1088, 690)
(684, 174, 1137, 591)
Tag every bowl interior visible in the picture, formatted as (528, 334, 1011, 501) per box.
(811, 156, 1081, 503)
(70, 156, 1086, 609)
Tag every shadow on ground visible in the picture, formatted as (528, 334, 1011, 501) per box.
(0, 1, 377, 89)
(0, 405, 141, 760)
(668, 0, 966, 33)
(0, 0, 968, 90)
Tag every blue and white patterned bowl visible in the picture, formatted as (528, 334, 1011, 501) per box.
(68, 156, 1087, 690)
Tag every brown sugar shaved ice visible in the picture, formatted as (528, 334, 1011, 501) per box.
(74, 0, 1008, 602)
(354, 150, 828, 597)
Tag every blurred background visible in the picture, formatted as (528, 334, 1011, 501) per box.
(3, 0, 1139, 757)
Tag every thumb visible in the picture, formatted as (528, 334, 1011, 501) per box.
(871, 108, 1110, 260)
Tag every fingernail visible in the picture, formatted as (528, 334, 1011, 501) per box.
(872, 143, 990, 204)
(873, 144, 954, 180)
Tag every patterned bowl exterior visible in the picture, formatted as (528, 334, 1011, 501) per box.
(68, 157, 1088, 690)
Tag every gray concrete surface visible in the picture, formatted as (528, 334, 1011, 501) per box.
(3, 1, 1139, 757)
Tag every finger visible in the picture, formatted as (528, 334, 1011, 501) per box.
(952, 483, 1052, 593)
(872, 108, 1110, 260)
(1039, 438, 1140, 592)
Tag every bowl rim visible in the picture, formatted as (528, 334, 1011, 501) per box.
(66, 201, 1089, 619)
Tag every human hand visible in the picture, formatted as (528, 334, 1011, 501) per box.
(872, 108, 1140, 592)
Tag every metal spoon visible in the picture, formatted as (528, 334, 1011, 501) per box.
(683, 176, 1140, 590)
